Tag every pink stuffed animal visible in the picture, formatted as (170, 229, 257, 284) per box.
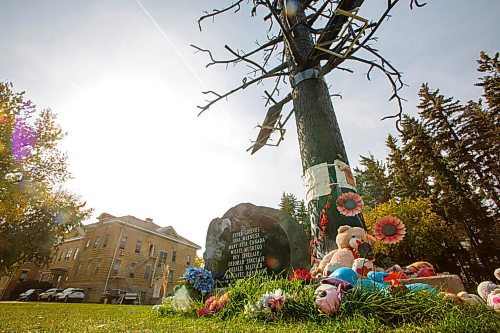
(314, 278, 352, 315)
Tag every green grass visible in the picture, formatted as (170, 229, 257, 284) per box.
(1, 300, 498, 333)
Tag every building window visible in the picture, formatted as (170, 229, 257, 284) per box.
(144, 265, 152, 280)
(171, 250, 177, 262)
(168, 269, 174, 283)
(157, 251, 168, 267)
(75, 260, 83, 275)
(58, 250, 65, 261)
(65, 248, 73, 261)
(73, 247, 79, 260)
(119, 236, 128, 250)
(129, 262, 138, 278)
(186, 255, 191, 266)
(94, 258, 102, 275)
(102, 234, 109, 248)
(84, 238, 91, 249)
(53, 251, 58, 263)
(112, 259, 121, 276)
(135, 240, 142, 254)
(18, 269, 30, 282)
(93, 237, 100, 249)
(84, 259, 93, 275)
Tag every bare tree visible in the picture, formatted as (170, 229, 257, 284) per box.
(193, 0, 426, 257)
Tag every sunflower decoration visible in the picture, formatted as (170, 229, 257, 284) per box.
(374, 216, 406, 244)
(336, 192, 364, 217)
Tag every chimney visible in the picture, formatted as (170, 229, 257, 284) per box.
(145, 218, 153, 223)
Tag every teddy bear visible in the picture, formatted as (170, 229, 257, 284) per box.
(312, 225, 368, 277)
(477, 268, 500, 312)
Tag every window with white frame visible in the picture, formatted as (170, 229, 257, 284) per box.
(65, 248, 73, 260)
(73, 247, 79, 260)
(18, 269, 29, 282)
(168, 269, 175, 283)
(157, 251, 168, 267)
(119, 236, 128, 250)
(129, 262, 138, 278)
(93, 236, 100, 249)
(112, 259, 121, 276)
(94, 258, 102, 275)
(144, 265, 152, 280)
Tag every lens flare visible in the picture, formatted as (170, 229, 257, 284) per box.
(12, 118, 38, 160)
(285, 0, 299, 18)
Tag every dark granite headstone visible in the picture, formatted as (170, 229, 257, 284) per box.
(204, 203, 310, 282)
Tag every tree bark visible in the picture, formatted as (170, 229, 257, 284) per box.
(282, 0, 365, 255)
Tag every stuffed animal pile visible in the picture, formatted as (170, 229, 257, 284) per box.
(312, 226, 370, 277)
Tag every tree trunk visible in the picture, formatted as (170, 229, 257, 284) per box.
(282, 0, 365, 255)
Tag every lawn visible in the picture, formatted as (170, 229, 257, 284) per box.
(0, 301, 498, 333)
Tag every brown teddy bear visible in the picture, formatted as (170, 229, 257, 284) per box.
(312, 225, 368, 277)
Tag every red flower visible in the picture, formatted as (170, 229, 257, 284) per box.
(374, 216, 406, 244)
(290, 268, 312, 282)
(198, 308, 214, 317)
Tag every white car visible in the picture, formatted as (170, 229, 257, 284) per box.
(56, 288, 85, 303)
(38, 288, 63, 302)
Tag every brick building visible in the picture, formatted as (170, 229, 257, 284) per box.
(0, 213, 200, 304)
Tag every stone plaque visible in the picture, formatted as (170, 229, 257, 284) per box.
(204, 203, 310, 282)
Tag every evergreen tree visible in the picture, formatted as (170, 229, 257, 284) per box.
(400, 115, 497, 282)
(278, 192, 298, 218)
(385, 135, 431, 200)
(278, 193, 311, 238)
(357, 52, 499, 284)
(354, 154, 392, 208)
(417, 84, 498, 213)
(294, 200, 311, 237)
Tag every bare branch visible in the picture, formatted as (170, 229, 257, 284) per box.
(410, 0, 427, 10)
(197, 62, 289, 115)
(225, 45, 268, 74)
(198, 0, 244, 31)
(349, 55, 406, 129)
(191, 36, 283, 70)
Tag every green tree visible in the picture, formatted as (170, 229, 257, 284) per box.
(358, 52, 499, 284)
(0, 82, 92, 275)
(354, 154, 392, 208)
(364, 198, 455, 273)
(278, 192, 298, 218)
(278, 192, 310, 238)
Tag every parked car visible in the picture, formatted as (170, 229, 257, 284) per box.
(38, 288, 64, 302)
(100, 289, 138, 304)
(55, 288, 85, 303)
(18, 289, 44, 301)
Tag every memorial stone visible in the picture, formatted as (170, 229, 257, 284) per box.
(204, 203, 310, 282)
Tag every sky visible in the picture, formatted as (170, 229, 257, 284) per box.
(1, 0, 498, 253)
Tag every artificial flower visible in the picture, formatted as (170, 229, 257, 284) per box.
(183, 267, 215, 295)
(290, 268, 312, 282)
(336, 192, 364, 216)
(373, 216, 406, 244)
(197, 308, 214, 317)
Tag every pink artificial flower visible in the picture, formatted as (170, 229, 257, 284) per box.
(374, 216, 406, 244)
(336, 192, 364, 217)
(205, 296, 217, 311)
(217, 293, 229, 308)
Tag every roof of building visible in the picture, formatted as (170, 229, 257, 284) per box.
(88, 213, 201, 249)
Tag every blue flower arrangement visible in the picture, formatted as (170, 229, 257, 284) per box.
(183, 267, 215, 295)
